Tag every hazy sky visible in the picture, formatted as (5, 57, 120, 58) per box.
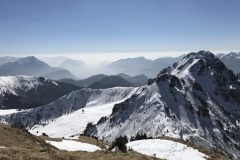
(0, 0, 240, 66)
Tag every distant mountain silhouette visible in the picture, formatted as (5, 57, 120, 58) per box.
(0, 56, 20, 65)
(98, 55, 186, 78)
(95, 61, 111, 69)
(117, 73, 148, 86)
(216, 52, 240, 73)
(0, 56, 59, 76)
(59, 74, 108, 87)
(42, 70, 78, 80)
(117, 73, 132, 80)
(0, 76, 80, 109)
(58, 59, 92, 79)
(38, 56, 68, 67)
(88, 75, 135, 89)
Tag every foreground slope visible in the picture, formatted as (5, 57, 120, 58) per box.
(84, 51, 240, 159)
(0, 76, 80, 109)
(0, 87, 137, 138)
(0, 124, 162, 160)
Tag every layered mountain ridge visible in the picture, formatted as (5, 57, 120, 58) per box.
(0, 56, 58, 76)
(0, 76, 80, 109)
(88, 75, 135, 89)
(84, 51, 240, 159)
(0, 87, 137, 138)
(216, 52, 240, 74)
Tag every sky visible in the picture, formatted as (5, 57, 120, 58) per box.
(0, 0, 240, 66)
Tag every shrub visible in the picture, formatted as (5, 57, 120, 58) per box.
(110, 135, 128, 152)
(42, 132, 48, 137)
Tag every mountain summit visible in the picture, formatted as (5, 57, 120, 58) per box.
(0, 56, 58, 76)
(84, 51, 240, 159)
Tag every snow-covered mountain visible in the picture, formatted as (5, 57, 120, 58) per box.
(0, 87, 137, 138)
(1, 51, 240, 159)
(216, 52, 240, 74)
(0, 76, 80, 109)
(83, 51, 240, 159)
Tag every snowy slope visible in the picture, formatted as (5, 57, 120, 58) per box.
(0, 76, 80, 109)
(127, 139, 208, 160)
(0, 87, 137, 138)
(84, 51, 240, 159)
(46, 140, 101, 152)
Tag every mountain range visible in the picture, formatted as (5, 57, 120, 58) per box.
(41, 70, 78, 80)
(38, 56, 68, 67)
(0, 56, 20, 65)
(1, 52, 239, 81)
(95, 55, 186, 78)
(59, 74, 108, 87)
(84, 51, 240, 159)
(59, 73, 148, 88)
(1, 51, 240, 159)
(216, 52, 240, 74)
(58, 59, 92, 79)
(117, 73, 148, 86)
(88, 75, 135, 89)
(0, 76, 80, 109)
(0, 56, 59, 76)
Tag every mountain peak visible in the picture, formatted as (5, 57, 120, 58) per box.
(169, 50, 230, 77)
(16, 56, 39, 65)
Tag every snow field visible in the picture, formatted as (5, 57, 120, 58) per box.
(45, 140, 101, 152)
(126, 139, 208, 160)
(30, 102, 118, 138)
(0, 109, 22, 115)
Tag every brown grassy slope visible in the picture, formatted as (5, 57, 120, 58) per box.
(0, 124, 163, 160)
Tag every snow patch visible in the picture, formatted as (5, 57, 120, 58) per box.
(127, 139, 208, 160)
(0, 109, 22, 115)
(45, 140, 101, 152)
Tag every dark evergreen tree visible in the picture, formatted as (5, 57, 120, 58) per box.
(110, 135, 128, 152)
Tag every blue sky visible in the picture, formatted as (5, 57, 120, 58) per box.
(0, 0, 240, 61)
